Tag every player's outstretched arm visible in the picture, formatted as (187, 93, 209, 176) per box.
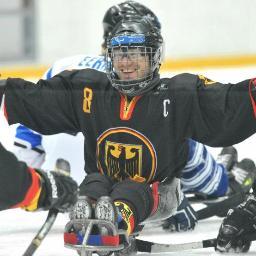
(0, 143, 78, 212)
(4, 73, 80, 135)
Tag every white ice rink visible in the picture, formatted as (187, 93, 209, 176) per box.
(1, 207, 256, 256)
(0, 67, 256, 255)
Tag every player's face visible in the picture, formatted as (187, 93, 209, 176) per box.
(112, 47, 150, 81)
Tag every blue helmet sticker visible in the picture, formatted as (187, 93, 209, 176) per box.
(111, 35, 145, 46)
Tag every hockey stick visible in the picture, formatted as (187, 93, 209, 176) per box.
(196, 191, 246, 220)
(135, 232, 256, 253)
(22, 158, 71, 256)
(22, 208, 59, 256)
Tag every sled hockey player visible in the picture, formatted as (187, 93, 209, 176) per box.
(1, 12, 256, 255)
(0, 142, 77, 213)
(9, 1, 256, 233)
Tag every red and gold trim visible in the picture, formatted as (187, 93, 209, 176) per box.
(12, 167, 42, 211)
(119, 94, 141, 120)
(249, 78, 256, 119)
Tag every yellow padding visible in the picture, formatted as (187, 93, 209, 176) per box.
(161, 54, 256, 71)
(0, 65, 48, 79)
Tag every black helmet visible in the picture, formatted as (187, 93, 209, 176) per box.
(106, 17, 163, 96)
(102, 1, 161, 48)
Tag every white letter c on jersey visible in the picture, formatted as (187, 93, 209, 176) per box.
(163, 99, 171, 117)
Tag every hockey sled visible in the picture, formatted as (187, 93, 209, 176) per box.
(64, 218, 131, 256)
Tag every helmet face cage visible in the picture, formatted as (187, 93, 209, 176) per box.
(106, 34, 162, 96)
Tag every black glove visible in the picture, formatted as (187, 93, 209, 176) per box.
(162, 195, 198, 232)
(215, 193, 256, 253)
(0, 79, 6, 106)
(36, 169, 78, 213)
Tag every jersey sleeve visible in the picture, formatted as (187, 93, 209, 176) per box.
(189, 75, 256, 146)
(0, 143, 41, 210)
(4, 71, 81, 135)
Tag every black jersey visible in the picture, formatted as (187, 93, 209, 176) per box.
(4, 70, 256, 183)
(0, 143, 38, 210)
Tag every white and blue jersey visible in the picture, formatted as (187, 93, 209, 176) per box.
(43, 55, 106, 80)
(14, 55, 229, 194)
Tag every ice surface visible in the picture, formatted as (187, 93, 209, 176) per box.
(0, 208, 256, 256)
